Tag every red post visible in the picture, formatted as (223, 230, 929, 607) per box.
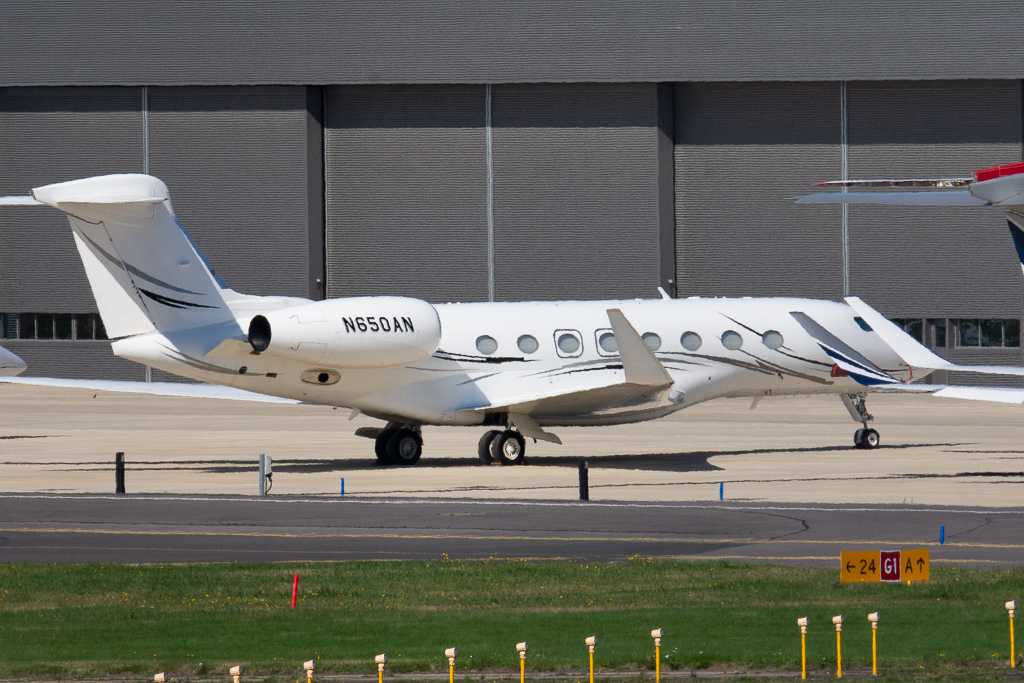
(291, 574, 299, 609)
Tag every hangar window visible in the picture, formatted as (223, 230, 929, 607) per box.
(517, 335, 539, 354)
(890, 318, 924, 344)
(761, 330, 784, 350)
(597, 330, 618, 354)
(721, 330, 743, 350)
(641, 332, 661, 351)
(555, 329, 583, 357)
(954, 319, 1021, 348)
(0, 313, 107, 341)
(680, 331, 702, 351)
(475, 335, 498, 355)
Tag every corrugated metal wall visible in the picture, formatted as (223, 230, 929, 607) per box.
(148, 86, 316, 299)
(491, 83, 662, 301)
(324, 85, 489, 302)
(847, 80, 1023, 318)
(0, 86, 143, 312)
(674, 82, 844, 299)
(6, 2, 1024, 85)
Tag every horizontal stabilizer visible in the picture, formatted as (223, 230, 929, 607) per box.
(0, 376, 302, 403)
(0, 196, 44, 206)
(845, 296, 1024, 377)
(793, 191, 989, 206)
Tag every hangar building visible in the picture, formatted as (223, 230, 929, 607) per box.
(1, 1, 1023, 383)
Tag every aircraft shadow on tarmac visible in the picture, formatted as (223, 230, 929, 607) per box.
(40, 441, 963, 475)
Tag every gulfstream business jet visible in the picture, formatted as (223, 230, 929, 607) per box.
(3, 165, 1024, 466)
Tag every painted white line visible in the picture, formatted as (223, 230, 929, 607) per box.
(0, 493, 1021, 515)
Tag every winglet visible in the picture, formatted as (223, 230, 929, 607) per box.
(842, 297, 952, 371)
(606, 309, 673, 387)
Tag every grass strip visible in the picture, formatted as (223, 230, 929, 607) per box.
(0, 559, 1020, 679)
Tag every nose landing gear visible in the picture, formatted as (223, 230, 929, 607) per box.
(842, 393, 880, 449)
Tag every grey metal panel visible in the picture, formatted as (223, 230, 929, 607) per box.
(0, 87, 142, 312)
(492, 83, 661, 301)
(674, 82, 843, 299)
(2, 341, 145, 380)
(325, 85, 488, 302)
(847, 80, 1022, 319)
(148, 86, 312, 298)
(6, 2, 1024, 85)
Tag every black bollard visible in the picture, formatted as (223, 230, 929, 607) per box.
(578, 458, 589, 501)
(115, 452, 125, 494)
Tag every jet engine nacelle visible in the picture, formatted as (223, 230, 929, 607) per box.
(248, 296, 441, 368)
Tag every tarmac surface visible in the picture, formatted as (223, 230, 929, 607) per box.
(1, 384, 1023, 565)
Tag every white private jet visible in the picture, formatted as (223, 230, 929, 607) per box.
(2, 165, 1024, 465)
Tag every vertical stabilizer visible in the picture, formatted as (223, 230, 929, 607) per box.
(30, 174, 235, 338)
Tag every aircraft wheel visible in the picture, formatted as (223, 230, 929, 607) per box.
(862, 428, 880, 449)
(387, 428, 423, 466)
(491, 430, 526, 465)
(375, 430, 395, 465)
(478, 430, 501, 464)
(853, 428, 865, 449)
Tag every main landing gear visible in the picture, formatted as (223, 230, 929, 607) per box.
(478, 429, 527, 465)
(374, 423, 423, 466)
(842, 393, 880, 449)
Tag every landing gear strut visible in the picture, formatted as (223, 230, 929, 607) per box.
(842, 393, 880, 450)
(375, 423, 423, 465)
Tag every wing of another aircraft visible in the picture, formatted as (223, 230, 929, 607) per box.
(0, 345, 28, 376)
(0, 376, 302, 403)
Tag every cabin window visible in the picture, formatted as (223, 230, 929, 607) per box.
(517, 335, 539, 354)
(554, 329, 583, 357)
(597, 330, 618, 354)
(680, 331, 702, 351)
(476, 335, 498, 355)
(721, 330, 743, 350)
(641, 332, 661, 351)
(761, 330, 783, 350)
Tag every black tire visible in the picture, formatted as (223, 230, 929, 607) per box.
(491, 430, 526, 465)
(862, 428, 880, 449)
(478, 430, 501, 464)
(853, 428, 865, 449)
(375, 429, 394, 465)
(387, 428, 423, 466)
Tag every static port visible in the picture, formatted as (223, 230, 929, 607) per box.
(317, 372, 329, 383)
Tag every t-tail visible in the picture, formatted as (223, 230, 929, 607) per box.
(794, 161, 1024, 272)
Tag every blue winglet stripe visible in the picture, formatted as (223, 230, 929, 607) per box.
(1007, 219, 1024, 267)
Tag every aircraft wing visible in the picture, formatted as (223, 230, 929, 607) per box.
(0, 345, 28, 377)
(878, 383, 1024, 404)
(0, 376, 302, 403)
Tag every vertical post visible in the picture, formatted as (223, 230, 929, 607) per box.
(940, 525, 945, 545)
(798, 618, 808, 680)
(840, 80, 850, 297)
(376, 654, 387, 683)
(579, 458, 589, 501)
(868, 612, 879, 676)
(833, 615, 844, 679)
(485, 83, 495, 303)
(651, 630, 662, 683)
(585, 637, 596, 683)
(1008, 601, 1017, 667)
(340, 477, 345, 496)
(517, 642, 527, 683)
(115, 452, 125, 494)
(291, 574, 299, 609)
(258, 454, 266, 497)
(719, 482, 723, 501)
(445, 648, 457, 683)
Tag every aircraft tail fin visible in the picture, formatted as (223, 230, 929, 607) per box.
(18, 175, 236, 339)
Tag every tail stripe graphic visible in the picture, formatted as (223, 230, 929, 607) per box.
(139, 289, 218, 310)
